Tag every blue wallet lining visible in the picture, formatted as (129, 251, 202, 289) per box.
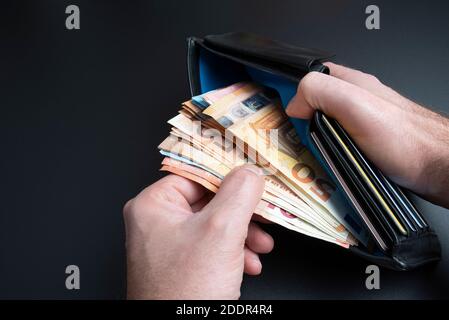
(198, 48, 311, 145)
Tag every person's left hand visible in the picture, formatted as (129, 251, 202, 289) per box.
(124, 165, 274, 299)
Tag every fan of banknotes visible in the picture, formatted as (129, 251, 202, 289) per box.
(158, 82, 369, 249)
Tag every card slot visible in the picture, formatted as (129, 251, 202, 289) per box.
(322, 132, 398, 245)
(384, 179, 428, 230)
(312, 117, 399, 249)
(329, 119, 419, 233)
(311, 131, 390, 251)
(321, 114, 408, 236)
(331, 118, 428, 232)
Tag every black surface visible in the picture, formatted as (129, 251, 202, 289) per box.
(1, 0, 448, 299)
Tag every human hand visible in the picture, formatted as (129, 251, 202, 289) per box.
(286, 62, 449, 208)
(124, 165, 273, 299)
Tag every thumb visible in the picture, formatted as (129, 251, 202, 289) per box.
(285, 71, 385, 133)
(201, 165, 265, 240)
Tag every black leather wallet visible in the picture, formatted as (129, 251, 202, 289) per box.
(186, 32, 441, 270)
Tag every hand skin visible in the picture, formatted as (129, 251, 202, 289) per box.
(124, 165, 273, 300)
(286, 62, 449, 209)
(124, 63, 449, 299)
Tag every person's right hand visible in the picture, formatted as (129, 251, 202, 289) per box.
(286, 62, 449, 208)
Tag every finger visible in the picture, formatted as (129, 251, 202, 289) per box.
(191, 192, 214, 212)
(244, 246, 262, 275)
(324, 62, 416, 110)
(285, 71, 392, 134)
(251, 214, 274, 224)
(201, 165, 265, 238)
(137, 174, 206, 211)
(246, 222, 274, 254)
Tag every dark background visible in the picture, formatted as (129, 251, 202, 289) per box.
(1, 0, 448, 299)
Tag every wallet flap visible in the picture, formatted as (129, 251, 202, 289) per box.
(204, 32, 334, 74)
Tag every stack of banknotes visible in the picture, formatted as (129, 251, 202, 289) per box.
(158, 82, 369, 248)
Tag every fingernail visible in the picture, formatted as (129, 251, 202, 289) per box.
(240, 164, 264, 176)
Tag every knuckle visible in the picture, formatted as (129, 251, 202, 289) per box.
(123, 198, 135, 217)
(122, 198, 146, 224)
(143, 182, 170, 204)
(205, 212, 228, 233)
(299, 71, 329, 103)
(148, 177, 180, 201)
(122, 195, 151, 222)
(364, 73, 381, 84)
(299, 71, 324, 92)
